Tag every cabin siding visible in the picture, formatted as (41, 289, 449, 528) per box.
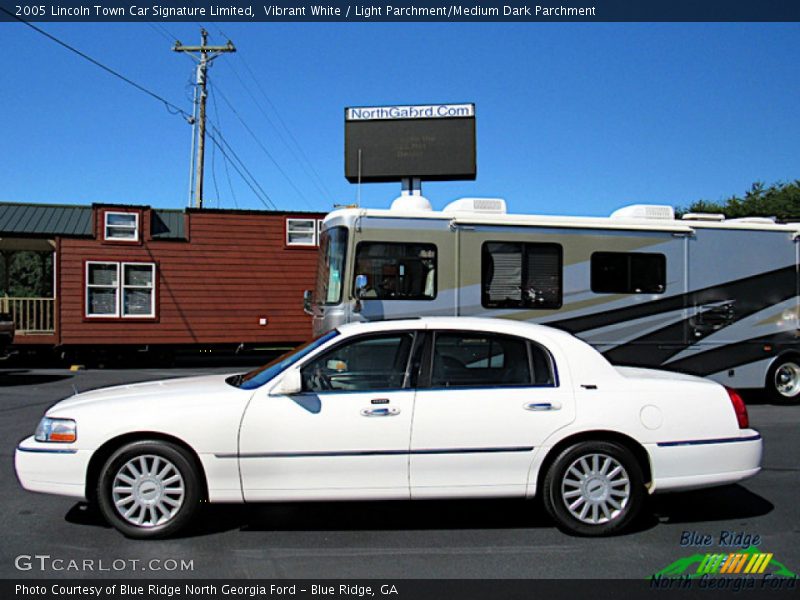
(55, 209, 321, 346)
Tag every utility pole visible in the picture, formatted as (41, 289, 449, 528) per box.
(174, 29, 236, 209)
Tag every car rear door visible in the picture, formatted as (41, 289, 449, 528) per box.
(409, 329, 575, 498)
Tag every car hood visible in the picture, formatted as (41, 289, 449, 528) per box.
(50, 373, 242, 413)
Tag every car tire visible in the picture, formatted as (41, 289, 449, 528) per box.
(766, 356, 800, 405)
(542, 440, 644, 536)
(96, 440, 201, 539)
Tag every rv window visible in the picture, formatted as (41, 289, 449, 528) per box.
(354, 242, 436, 300)
(591, 252, 666, 294)
(482, 242, 562, 309)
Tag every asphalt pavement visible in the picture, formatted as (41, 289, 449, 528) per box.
(0, 366, 797, 579)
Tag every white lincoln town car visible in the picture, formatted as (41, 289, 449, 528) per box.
(16, 317, 762, 538)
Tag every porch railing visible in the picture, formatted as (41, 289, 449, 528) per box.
(0, 297, 55, 334)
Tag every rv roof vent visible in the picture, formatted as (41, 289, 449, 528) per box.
(390, 194, 433, 212)
(443, 197, 507, 214)
(610, 204, 675, 220)
(726, 216, 777, 225)
(681, 212, 726, 222)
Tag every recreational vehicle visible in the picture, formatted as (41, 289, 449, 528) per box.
(305, 196, 800, 403)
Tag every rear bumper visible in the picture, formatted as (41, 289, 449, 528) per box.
(15, 436, 89, 499)
(647, 430, 762, 493)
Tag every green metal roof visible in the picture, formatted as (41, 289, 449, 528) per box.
(151, 209, 185, 240)
(0, 202, 92, 236)
(0, 202, 185, 240)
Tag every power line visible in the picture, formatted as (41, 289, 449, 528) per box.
(153, 22, 181, 44)
(240, 58, 335, 201)
(209, 112, 222, 209)
(2, 7, 192, 123)
(207, 124, 277, 211)
(146, 22, 174, 45)
(210, 84, 239, 209)
(212, 24, 333, 204)
(210, 82, 313, 209)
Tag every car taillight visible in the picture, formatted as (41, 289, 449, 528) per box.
(726, 387, 749, 429)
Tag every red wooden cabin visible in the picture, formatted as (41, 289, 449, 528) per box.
(0, 202, 324, 355)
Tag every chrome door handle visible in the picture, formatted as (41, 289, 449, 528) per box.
(361, 407, 400, 417)
(524, 402, 561, 411)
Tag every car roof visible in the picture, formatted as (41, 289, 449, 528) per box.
(337, 316, 580, 345)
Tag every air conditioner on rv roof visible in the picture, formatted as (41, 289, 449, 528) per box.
(443, 198, 507, 215)
(610, 204, 675, 220)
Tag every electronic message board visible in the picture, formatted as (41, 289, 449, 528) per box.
(345, 103, 476, 183)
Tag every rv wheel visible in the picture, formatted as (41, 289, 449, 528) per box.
(767, 357, 800, 404)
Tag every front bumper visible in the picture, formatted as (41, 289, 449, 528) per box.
(15, 436, 90, 499)
(647, 430, 763, 493)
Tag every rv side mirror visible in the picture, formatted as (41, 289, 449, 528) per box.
(271, 368, 302, 396)
(303, 290, 313, 315)
(354, 274, 368, 298)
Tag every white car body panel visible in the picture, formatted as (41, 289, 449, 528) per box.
(15, 317, 762, 514)
(410, 334, 576, 498)
(16, 374, 250, 502)
(238, 388, 415, 501)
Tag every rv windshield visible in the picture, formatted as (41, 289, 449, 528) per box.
(315, 226, 349, 305)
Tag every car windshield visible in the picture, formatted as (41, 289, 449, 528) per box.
(230, 330, 340, 390)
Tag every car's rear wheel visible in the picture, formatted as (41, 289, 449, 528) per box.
(542, 440, 644, 536)
(767, 356, 800, 404)
(97, 440, 201, 539)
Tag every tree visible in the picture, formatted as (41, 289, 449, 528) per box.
(677, 180, 800, 222)
(0, 251, 53, 297)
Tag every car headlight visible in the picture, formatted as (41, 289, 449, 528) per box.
(34, 417, 77, 443)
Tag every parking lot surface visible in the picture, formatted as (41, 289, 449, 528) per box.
(1, 366, 798, 579)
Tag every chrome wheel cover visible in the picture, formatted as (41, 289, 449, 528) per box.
(775, 362, 800, 398)
(561, 453, 630, 525)
(111, 454, 185, 528)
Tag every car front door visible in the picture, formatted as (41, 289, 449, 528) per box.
(239, 331, 418, 501)
(410, 330, 575, 498)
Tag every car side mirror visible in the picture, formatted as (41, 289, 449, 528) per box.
(270, 368, 302, 396)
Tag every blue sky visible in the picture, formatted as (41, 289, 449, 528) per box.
(1, 22, 798, 216)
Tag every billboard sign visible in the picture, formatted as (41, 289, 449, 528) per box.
(345, 103, 476, 183)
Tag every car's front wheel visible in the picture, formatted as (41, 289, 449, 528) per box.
(542, 440, 644, 536)
(96, 440, 201, 539)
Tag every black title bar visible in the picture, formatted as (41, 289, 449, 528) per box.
(2, 0, 800, 22)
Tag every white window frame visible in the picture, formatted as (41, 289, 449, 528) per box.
(317, 219, 324, 242)
(286, 218, 318, 247)
(121, 262, 156, 318)
(85, 261, 156, 318)
(85, 261, 120, 318)
(104, 211, 139, 242)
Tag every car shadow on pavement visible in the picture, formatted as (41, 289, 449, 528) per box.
(645, 484, 773, 526)
(0, 369, 74, 386)
(64, 483, 773, 539)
